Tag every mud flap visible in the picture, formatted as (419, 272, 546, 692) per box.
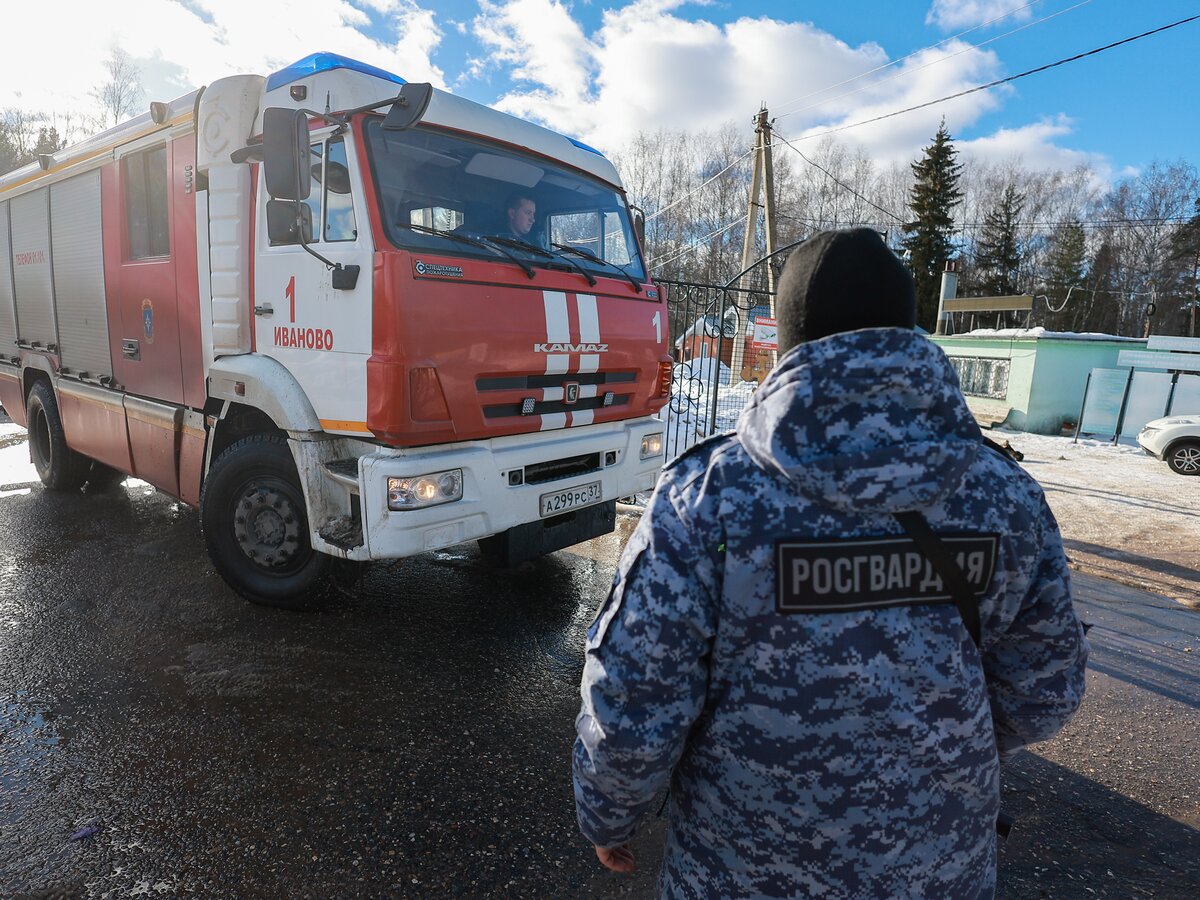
(480, 500, 616, 567)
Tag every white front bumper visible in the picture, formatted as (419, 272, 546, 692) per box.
(355, 417, 661, 559)
(1136, 429, 1166, 458)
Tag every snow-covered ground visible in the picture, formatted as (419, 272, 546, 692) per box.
(0, 420, 36, 498)
(660, 359, 757, 459)
(988, 428, 1200, 608)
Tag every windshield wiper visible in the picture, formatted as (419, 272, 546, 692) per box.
(400, 222, 536, 279)
(484, 235, 598, 287)
(551, 243, 643, 294)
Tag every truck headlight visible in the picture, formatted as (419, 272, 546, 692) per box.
(640, 433, 664, 460)
(388, 469, 463, 510)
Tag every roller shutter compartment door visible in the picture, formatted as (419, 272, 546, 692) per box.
(51, 171, 112, 381)
(10, 188, 57, 349)
(0, 202, 17, 362)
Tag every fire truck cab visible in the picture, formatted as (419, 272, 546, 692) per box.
(0, 53, 669, 608)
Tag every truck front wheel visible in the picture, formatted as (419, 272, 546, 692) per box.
(200, 434, 332, 610)
(27, 380, 89, 491)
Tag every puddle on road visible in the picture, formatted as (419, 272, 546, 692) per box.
(0, 692, 71, 812)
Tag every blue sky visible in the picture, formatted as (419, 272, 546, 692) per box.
(3, 1, 1198, 177)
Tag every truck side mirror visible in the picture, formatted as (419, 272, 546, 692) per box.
(633, 209, 646, 254)
(263, 107, 311, 201)
(266, 199, 313, 245)
(383, 83, 433, 132)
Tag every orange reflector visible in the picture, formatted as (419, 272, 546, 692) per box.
(657, 361, 673, 398)
(409, 366, 451, 421)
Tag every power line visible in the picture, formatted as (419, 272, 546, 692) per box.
(650, 216, 747, 271)
(775, 0, 1093, 123)
(791, 14, 1200, 144)
(773, 0, 1043, 118)
(773, 127, 905, 224)
(778, 211, 1194, 232)
(958, 216, 1195, 229)
(645, 148, 754, 222)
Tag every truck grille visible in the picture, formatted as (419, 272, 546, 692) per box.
(523, 452, 601, 485)
(476, 371, 636, 391)
(482, 394, 630, 419)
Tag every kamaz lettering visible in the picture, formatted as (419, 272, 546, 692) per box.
(534, 343, 609, 353)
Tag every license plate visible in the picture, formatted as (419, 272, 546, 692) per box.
(540, 481, 602, 517)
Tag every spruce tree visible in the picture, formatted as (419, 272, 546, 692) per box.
(0, 120, 23, 176)
(975, 184, 1025, 296)
(33, 126, 65, 156)
(1044, 220, 1087, 331)
(902, 122, 963, 330)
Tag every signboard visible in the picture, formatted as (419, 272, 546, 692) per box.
(1079, 368, 1130, 436)
(750, 316, 778, 350)
(943, 295, 1033, 313)
(1147, 335, 1200, 354)
(1117, 350, 1200, 373)
(1123, 371, 1173, 435)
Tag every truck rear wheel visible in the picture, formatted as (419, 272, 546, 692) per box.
(27, 380, 89, 491)
(200, 434, 332, 610)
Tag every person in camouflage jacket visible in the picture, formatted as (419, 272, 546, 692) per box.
(573, 228, 1088, 898)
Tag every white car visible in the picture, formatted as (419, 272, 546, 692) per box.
(1137, 415, 1200, 475)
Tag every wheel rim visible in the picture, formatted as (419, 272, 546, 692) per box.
(231, 479, 308, 573)
(1173, 446, 1200, 473)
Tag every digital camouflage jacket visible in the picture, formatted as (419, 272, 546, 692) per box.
(573, 327, 1088, 899)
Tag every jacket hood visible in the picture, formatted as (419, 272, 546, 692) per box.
(738, 327, 983, 513)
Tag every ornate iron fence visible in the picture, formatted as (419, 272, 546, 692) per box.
(655, 242, 802, 459)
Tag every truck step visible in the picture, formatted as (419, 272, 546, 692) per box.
(318, 515, 364, 552)
(323, 459, 360, 493)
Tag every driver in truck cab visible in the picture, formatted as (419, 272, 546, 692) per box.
(503, 191, 540, 245)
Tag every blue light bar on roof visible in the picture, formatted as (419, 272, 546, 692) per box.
(266, 52, 406, 93)
(568, 136, 605, 158)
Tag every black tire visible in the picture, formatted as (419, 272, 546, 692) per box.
(199, 434, 333, 610)
(26, 380, 89, 491)
(1167, 441, 1200, 476)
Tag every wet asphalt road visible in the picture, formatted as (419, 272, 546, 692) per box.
(0, 423, 1197, 898)
(0, 464, 665, 898)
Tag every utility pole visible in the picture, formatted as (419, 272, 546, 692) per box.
(730, 107, 778, 386)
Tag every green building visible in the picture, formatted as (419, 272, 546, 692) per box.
(930, 330, 1147, 435)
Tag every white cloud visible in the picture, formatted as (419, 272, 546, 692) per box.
(785, 41, 1009, 165)
(0, 0, 446, 127)
(959, 114, 1111, 177)
(471, 0, 594, 106)
(469, 0, 1011, 163)
(926, 0, 1035, 31)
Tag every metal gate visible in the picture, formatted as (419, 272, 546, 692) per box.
(656, 242, 800, 459)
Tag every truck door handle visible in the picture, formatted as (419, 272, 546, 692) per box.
(254, 305, 274, 317)
(122, 339, 140, 360)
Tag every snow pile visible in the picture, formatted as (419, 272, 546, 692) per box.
(958, 327, 1144, 343)
(660, 360, 758, 460)
(0, 422, 36, 492)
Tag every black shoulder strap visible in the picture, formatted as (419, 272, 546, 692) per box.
(893, 510, 983, 648)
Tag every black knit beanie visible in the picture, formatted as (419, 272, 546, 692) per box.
(775, 228, 916, 351)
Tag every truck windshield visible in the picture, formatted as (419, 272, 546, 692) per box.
(364, 119, 646, 283)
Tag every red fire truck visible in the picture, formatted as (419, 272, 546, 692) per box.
(0, 52, 669, 608)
